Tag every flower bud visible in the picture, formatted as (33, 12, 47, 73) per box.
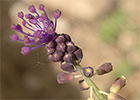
(11, 24, 22, 32)
(53, 9, 61, 19)
(108, 92, 126, 100)
(57, 72, 74, 84)
(47, 22, 55, 34)
(22, 20, 26, 26)
(48, 54, 56, 62)
(56, 43, 66, 52)
(39, 13, 47, 22)
(39, 4, 45, 10)
(55, 35, 65, 43)
(63, 53, 75, 64)
(29, 19, 38, 25)
(25, 14, 34, 19)
(79, 80, 89, 90)
(10, 34, 19, 41)
(46, 41, 56, 48)
(96, 62, 113, 75)
(83, 67, 94, 77)
(28, 5, 36, 13)
(64, 34, 71, 42)
(66, 41, 76, 53)
(45, 47, 55, 54)
(21, 47, 30, 55)
(61, 62, 75, 73)
(110, 75, 126, 94)
(74, 48, 83, 61)
(48, 51, 64, 62)
(17, 12, 24, 19)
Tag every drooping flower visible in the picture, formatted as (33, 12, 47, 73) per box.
(110, 75, 126, 94)
(83, 66, 94, 77)
(57, 72, 74, 84)
(96, 62, 113, 75)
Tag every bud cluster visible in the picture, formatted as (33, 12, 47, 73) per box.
(46, 33, 83, 73)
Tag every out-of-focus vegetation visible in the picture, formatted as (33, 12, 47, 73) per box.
(99, 9, 127, 43)
(113, 58, 135, 77)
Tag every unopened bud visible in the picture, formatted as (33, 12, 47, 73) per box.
(46, 41, 56, 48)
(96, 62, 113, 75)
(108, 92, 126, 100)
(39, 4, 45, 10)
(61, 62, 75, 73)
(48, 51, 64, 62)
(28, 5, 36, 13)
(63, 53, 75, 64)
(21, 47, 30, 55)
(45, 47, 55, 54)
(79, 80, 89, 90)
(57, 72, 74, 84)
(56, 43, 66, 52)
(17, 12, 24, 19)
(66, 42, 76, 53)
(53, 9, 61, 19)
(10, 34, 19, 41)
(64, 34, 71, 42)
(55, 35, 65, 43)
(74, 48, 83, 61)
(110, 75, 126, 94)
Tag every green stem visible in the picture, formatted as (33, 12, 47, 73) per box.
(75, 63, 107, 100)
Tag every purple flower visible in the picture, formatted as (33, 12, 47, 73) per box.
(53, 9, 61, 19)
(96, 62, 113, 75)
(11, 4, 83, 78)
(61, 62, 75, 73)
(11, 4, 61, 55)
(28, 5, 36, 13)
(10, 34, 19, 41)
(21, 47, 31, 55)
(83, 66, 94, 77)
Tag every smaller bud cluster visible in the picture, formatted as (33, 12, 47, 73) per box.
(46, 33, 83, 74)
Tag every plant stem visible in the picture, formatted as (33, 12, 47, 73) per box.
(75, 63, 107, 100)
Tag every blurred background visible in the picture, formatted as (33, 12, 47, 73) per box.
(1, 0, 140, 100)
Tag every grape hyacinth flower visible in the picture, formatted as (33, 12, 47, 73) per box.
(83, 66, 94, 77)
(110, 75, 126, 94)
(11, 4, 126, 100)
(96, 62, 113, 75)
